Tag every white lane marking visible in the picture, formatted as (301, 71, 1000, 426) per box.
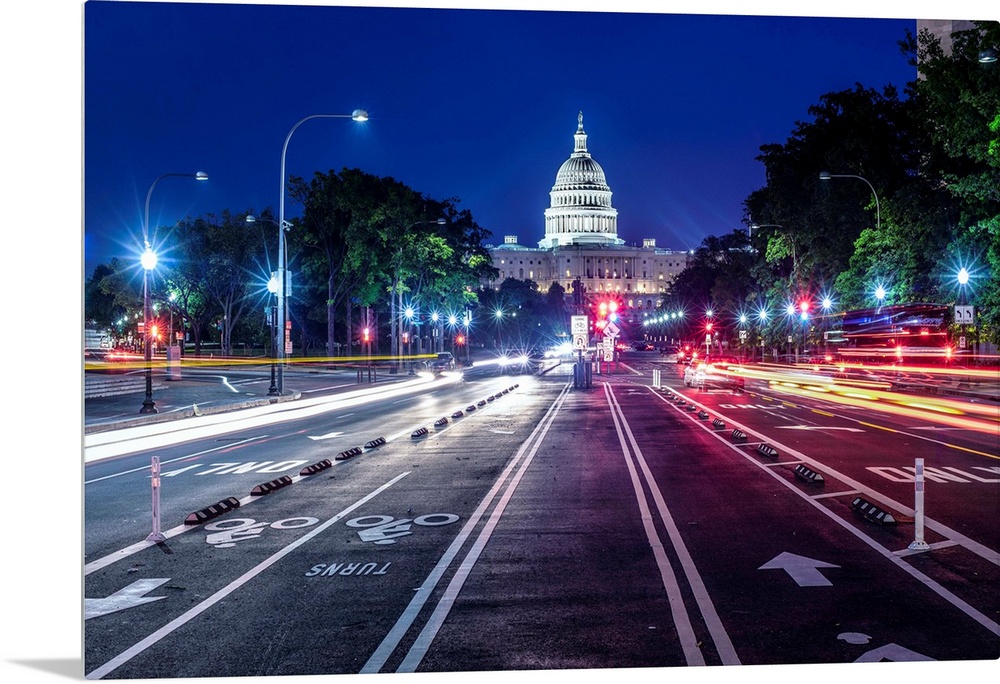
(605, 385, 704, 665)
(85, 471, 410, 680)
(85, 466, 333, 575)
(395, 384, 572, 673)
(361, 383, 571, 674)
(608, 383, 741, 666)
(84, 436, 269, 485)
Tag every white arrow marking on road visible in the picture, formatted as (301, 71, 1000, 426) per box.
(85, 578, 170, 619)
(776, 426, 863, 433)
(854, 643, 935, 662)
(758, 552, 839, 586)
(307, 431, 344, 441)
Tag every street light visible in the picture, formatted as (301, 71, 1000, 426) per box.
(246, 215, 282, 396)
(819, 171, 881, 232)
(140, 171, 208, 414)
(275, 110, 368, 395)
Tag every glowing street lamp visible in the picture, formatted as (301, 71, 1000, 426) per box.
(275, 110, 367, 394)
(140, 171, 208, 414)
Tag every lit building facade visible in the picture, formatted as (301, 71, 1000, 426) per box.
(484, 112, 691, 321)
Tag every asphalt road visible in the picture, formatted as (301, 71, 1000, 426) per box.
(82, 355, 999, 679)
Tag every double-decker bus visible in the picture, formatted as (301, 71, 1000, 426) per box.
(825, 303, 953, 363)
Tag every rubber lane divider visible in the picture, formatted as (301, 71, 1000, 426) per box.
(478, 399, 487, 406)
(300, 459, 333, 476)
(452, 410, 464, 418)
(697, 410, 709, 419)
(793, 464, 825, 485)
(731, 428, 747, 442)
(486, 396, 495, 402)
(466, 405, 477, 412)
(251, 475, 293, 496)
(494, 392, 503, 399)
(336, 446, 364, 461)
(712, 418, 726, 429)
(850, 496, 896, 525)
(502, 389, 509, 394)
(685, 404, 697, 412)
(411, 427, 429, 439)
(365, 437, 387, 449)
(756, 444, 779, 459)
(184, 497, 241, 525)
(434, 417, 449, 427)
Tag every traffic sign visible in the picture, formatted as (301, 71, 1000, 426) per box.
(604, 321, 620, 338)
(955, 305, 974, 324)
(571, 315, 588, 335)
(573, 334, 587, 351)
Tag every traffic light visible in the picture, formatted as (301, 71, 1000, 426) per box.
(455, 334, 465, 345)
(150, 324, 159, 340)
(362, 327, 370, 343)
(705, 322, 713, 332)
(402, 332, 409, 344)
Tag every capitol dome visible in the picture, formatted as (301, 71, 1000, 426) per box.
(540, 112, 621, 248)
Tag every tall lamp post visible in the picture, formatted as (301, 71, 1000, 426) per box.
(819, 171, 881, 232)
(275, 110, 368, 396)
(140, 171, 208, 414)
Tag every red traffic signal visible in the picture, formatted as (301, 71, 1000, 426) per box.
(455, 334, 465, 345)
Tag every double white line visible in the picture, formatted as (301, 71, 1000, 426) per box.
(362, 382, 574, 673)
(603, 382, 741, 666)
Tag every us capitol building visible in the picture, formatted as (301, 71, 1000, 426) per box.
(484, 112, 691, 321)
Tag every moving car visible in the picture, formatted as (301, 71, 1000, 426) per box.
(429, 352, 456, 373)
(684, 355, 745, 391)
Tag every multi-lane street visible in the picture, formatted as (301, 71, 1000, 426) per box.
(82, 355, 999, 679)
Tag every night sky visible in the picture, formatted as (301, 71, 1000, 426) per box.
(81, 1, 927, 279)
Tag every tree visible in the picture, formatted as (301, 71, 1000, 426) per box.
(906, 21, 1000, 343)
(172, 211, 261, 355)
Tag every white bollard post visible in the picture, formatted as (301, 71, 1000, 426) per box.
(146, 456, 166, 542)
(908, 457, 930, 551)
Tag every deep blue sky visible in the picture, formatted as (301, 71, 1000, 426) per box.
(82, 1, 926, 278)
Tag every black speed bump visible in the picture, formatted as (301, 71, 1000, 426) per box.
(364, 437, 387, 449)
(335, 446, 363, 461)
(434, 417, 449, 427)
(451, 410, 464, 418)
(185, 497, 241, 525)
(793, 464, 825, 485)
(411, 427, 429, 438)
(731, 429, 747, 442)
(756, 444, 779, 459)
(251, 475, 293, 496)
(300, 459, 333, 476)
(850, 496, 896, 525)
(712, 418, 726, 429)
